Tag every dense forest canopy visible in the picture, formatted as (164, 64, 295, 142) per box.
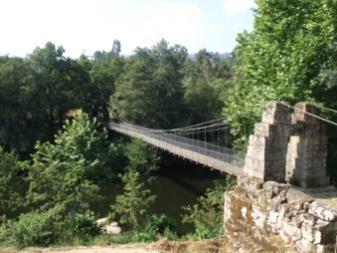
(0, 40, 233, 155)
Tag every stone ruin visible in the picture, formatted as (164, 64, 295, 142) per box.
(224, 101, 337, 253)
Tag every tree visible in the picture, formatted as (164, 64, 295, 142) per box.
(223, 0, 337, 146)
(0, 56, 39, 154)
(28, 42, 91, 140)
(182, 177, 235, 239)
(124, 139, 160, 178)
(0, 147, 24, 218)
(26, 112, 117, 213)
(183, 50, 234, 123)
(110, 170, 156, 229)
(110, 40, 188, 128)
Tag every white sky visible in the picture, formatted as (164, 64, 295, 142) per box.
(0, 0, 256, 58)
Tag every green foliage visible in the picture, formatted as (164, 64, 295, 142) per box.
(182, 176, 235, 239)
(224, 0, 337, 147)
(125, 139, 160, 178)
(0, 208, 62, 248)
(86, 40, 125, 120)
(133, 214, 178, 242)
(65, 211, 101, 242)
(0, 42, 91, 154)
(110, 170, 156, 229)
(94, 215, 178, 245)
(26, 112, 117, 212)
(0, 207, 102, 248)
(183, 50, 233, 123)
(0, 147, 24, 217)
(110, 40, 189, 128)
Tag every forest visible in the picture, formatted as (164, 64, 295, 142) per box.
(1, 0, 337, 248)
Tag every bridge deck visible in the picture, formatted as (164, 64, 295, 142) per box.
(108, 121, 244, 176)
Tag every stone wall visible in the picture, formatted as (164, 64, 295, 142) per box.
(224, 177, 337, 253)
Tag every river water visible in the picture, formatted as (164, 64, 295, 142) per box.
(95, 155, 224, 233)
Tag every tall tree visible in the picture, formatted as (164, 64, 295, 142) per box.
(28, 42, 90, 140)
(183, 50, 233, 123)
(110, 40, 188, 128)
(0, 147, 24, 218)
(89, 40, 125, 120)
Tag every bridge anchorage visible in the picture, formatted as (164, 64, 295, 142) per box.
(108, 101, 337, 252)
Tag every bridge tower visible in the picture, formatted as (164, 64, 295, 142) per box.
(243, 101, 329, 188)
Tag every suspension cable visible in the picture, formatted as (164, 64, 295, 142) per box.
(279, 102, 337, 127)
(315, 104, 337, 115)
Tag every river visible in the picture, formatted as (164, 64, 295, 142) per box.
(95, 154, 225, 233)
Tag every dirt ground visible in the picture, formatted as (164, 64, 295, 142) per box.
(1, 244, 159, 253)
(0, 238, 230, 253)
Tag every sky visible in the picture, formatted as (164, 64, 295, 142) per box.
(0, 0, 256, 58)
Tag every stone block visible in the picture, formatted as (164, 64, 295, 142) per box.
(287, 188, 314, 206)
(294, 238, 315, 253)
(252, 204, 267, 229)
(268, 211, 279, 225)
(257, 188, 273, 207)
(224, 191, 232, 223)
(309, 202, 337, 222)
(263, 181, 289, 195)
(237, 176, 263, 194)
(262, 101, 292, 124)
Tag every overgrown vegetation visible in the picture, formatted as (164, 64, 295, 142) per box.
(182, 177, 236, 240)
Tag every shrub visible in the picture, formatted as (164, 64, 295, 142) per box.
(182, 176, 235, 239)
(66, 211, 101, 242)
(134, 214, 178, 242)
(0, 210, 62, 248)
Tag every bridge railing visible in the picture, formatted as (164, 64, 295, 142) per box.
(109, 121, 244, 167)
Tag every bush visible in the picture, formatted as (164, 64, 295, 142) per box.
(0, 207, 103, 248)
(0, 210, 62, 248)
(133, 214, 178, 242)
(66, 211, 101, 242)
(182, 176, 236, 240)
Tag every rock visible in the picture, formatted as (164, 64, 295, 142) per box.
(105, 222, 122, 234)
(309, 202, 337, 222)
(264, 181, 289, 196)
(96, 217, 109, 226)
(257, 188, 273, 207)
(282, 221, 302, 242)
(294, 239, 315, 253)
(96, 217, 122, 234)
(286, 188, 314, 206)
(252, 204, 267, 228)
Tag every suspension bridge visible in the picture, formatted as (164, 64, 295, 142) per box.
(107, 101, 337, 177)
(108, 119, 245, 176)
